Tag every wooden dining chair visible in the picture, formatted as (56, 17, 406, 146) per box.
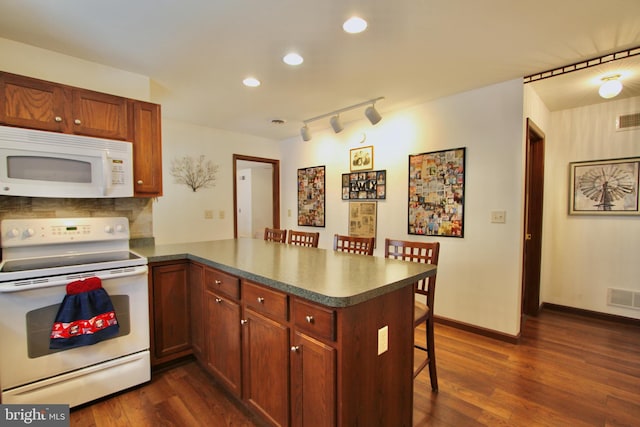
(263, 227, 287, 243)
(287, 230, 320, 248)
(384, 238, 440, 391)
(333, 234, 374, 256)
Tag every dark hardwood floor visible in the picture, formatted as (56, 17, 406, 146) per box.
(71, 308, 640, 426)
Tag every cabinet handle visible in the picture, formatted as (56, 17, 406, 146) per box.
(215, 298, 222, 303)
(305, 315, 314, 324)
(290, 346, 300, 353)
(54, 116, 62, 122)
(215, 280, 222, 285)
(241, 319, 248, 325)
(137, 180, 144, 185)
(257, 297, 265, 304)
(74, 119, 81, 125)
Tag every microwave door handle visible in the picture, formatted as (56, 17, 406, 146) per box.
(102, 151, 112, 196)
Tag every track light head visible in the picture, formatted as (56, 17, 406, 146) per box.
(330, 115, 344, 133)
(300, 125, 312, 141)
(365, 105, 382, 125)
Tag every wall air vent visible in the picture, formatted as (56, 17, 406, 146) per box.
(616, 112, 640, 131)
(607, 288, 640, 310)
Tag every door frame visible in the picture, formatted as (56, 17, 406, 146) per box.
(233, 154, 280, 238)
(521, 118, 545, 318)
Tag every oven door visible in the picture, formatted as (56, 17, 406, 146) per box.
(0, 266, 150, 402)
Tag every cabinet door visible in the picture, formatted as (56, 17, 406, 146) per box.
(189, 262, 205, 362)
(206, 291, 242, 397)
(131, 100, 163, 196)
(243, 309, 290, 427)
(71, 89, 128, 139)
(0, 73, 68, 132)
(291, 332, 336, 427)
(151, 263, 192, 365)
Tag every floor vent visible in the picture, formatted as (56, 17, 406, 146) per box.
(607, 288, 640, 310)
(616, 112, 640, 131)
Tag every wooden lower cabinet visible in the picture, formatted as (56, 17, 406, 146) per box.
(149, 261, 192, 366)
(192, 263, 413, 427)
(242, 308, 290, 426)
(290, 331, 336, 427)
(206, 288, 243, 397)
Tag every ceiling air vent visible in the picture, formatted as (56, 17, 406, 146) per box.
(616, 112, 640, 132)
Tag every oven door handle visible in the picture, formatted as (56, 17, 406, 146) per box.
(0, 265, 148, 293)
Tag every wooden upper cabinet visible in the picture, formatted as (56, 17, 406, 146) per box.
(130, 100, 163, 197)
(71, 89, 128, 140)
(0, 72, 68, 132)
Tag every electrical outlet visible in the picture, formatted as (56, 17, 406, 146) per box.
(378, 325, 389, 355)
(491, 210, 506, 223)
(288, 209, 292, 217)
(219, 210, 225, 219)
(204, 210, 213, 219)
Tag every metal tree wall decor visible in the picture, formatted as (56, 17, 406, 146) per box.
(170, 155, 219, 192)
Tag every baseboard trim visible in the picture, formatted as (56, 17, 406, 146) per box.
(434, 315, 520, 344)
(540, 302, 640, 327)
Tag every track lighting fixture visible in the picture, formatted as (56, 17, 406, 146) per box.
(299, 97, 384, 141)
(330, 115, 344, 133)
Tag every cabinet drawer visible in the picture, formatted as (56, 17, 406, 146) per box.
(293, 298, 336, 342)
(243, 281, 288, 321)
(205, 268, 240, 300)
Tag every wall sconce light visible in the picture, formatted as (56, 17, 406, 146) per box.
(299, 97, 384, 141)
(599, 74, 623, 99)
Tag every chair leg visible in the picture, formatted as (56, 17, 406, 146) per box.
(426, 318, 438, 391)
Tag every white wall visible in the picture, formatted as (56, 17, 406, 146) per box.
(541, 97, 640, 319)
(280, 79, 526, 336)
(153, 118, 281, 244)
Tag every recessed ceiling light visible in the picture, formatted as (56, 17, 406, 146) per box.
(343, 16, 367, 34)
(283, 53, 304, 66)
(243, 77, 261, 87)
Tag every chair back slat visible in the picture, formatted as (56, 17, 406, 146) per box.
(264, 227, 287, 243)
(384, 238, 439, 307)
(288, 230, 320, 247)
(333, 234, 375, 256)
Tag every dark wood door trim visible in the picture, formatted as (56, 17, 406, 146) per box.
(232, 154, 280, 238)
(522, 118, 545, 319)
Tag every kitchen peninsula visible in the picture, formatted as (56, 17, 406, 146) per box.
(137, 238, 436, 427)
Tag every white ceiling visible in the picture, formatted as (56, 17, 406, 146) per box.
(1, 0, 640, 141)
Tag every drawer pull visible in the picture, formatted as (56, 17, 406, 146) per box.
(215, 298, 222, 303)
(74, 119, 82, 125)
(54, 116, 62, 122)
(215, 280, 222, 285)
(257, 297, 265, 304)
(290, 346, 300, 353)
(305, 315, 314, 324)
(240, 319, 248, 325)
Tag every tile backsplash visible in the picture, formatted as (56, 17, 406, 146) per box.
(0, 196, 154, 240)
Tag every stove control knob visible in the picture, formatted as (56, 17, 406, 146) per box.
(116, 224, 126, 233)
(23, 228, 35, 238)
(104, 225, 114, 234)
(7, 228, 20, 238)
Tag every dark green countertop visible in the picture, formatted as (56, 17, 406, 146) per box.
(135, 238, 436, 308)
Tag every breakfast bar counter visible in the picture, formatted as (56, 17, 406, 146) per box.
(135, 237, 436, 308)
(137, 238, 436, 427)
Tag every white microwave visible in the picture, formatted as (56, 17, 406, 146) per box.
(0, 125, 133, 198)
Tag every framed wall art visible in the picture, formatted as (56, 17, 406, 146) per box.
(341, 170, 386, 200)
(569, 156, 639, 215)
(408, 147, 465, 237)
(348, 201, 377, 239)
(350, 145, 374, 172)
(297, 165, 326, 227)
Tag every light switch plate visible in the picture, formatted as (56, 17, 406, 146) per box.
(378, 325, 389, 355)
(491, 210, 506, 223)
